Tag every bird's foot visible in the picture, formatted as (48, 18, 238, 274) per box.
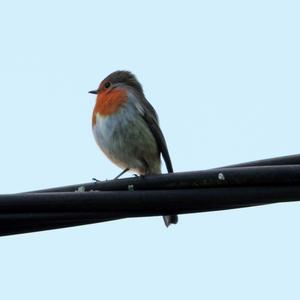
(133, 174, 145, 179)
(114, 168, 130, 180)
(92, 177, 101, 182)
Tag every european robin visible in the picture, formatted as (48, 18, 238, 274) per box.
(89, 70, 178, 227)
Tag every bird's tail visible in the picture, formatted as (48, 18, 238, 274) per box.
(149, 167, 178, 227)
(163, 214, 178, 227)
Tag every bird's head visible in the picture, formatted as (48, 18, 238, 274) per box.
(89, 70, 143, 96)
(90, 70, 143, 119)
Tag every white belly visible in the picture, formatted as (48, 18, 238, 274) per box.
(93, 111, 128, 168)
(92, 108, 160, 174)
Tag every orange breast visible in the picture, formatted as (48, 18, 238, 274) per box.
(92, 88, 128, 126)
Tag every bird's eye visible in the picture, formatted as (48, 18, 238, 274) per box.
(104, 82, 111, 89)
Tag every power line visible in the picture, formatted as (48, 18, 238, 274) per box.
(1, 153, 300, 236)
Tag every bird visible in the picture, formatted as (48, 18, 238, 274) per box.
(89, 70, 178, 227)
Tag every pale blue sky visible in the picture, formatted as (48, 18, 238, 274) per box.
(0, 0, 300, 299)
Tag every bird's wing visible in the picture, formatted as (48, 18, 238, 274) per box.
(137, 97, 173, 173)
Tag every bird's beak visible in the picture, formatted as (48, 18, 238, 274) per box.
(89, 89, 99, 94)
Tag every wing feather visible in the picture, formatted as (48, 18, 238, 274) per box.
(137, 98, 173, 173)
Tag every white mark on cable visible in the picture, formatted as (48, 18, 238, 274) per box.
(218, 173, 225, 181)
(76, 186, 86, 192)
(128, 184, 135, 191)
